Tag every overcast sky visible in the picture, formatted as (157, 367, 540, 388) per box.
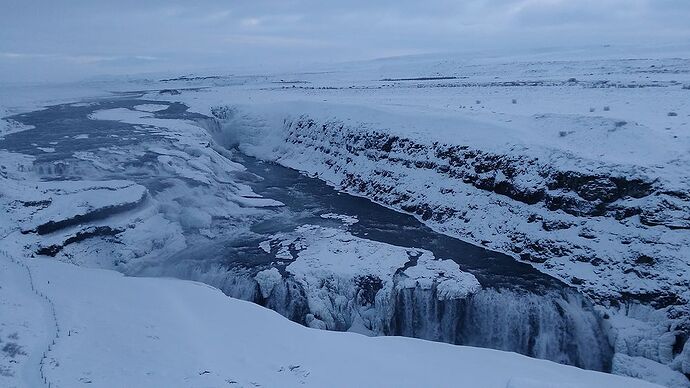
(1, 0, 689, 82)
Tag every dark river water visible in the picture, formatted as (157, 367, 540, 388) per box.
(1, 94, 613, 371)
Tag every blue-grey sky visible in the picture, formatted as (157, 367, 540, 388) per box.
(1, 0, 689, 82)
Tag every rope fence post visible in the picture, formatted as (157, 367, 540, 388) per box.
(1, 251, 60, 388)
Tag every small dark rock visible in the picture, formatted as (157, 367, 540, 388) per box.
(355, 275, 383, 306)
(527, 214, 542, 223)
(578, 228, 597, 239)
(541, 219, 573, 231)
(577, 178, 619, 202)
(635, 255, 656, 265)
(574, 254, 593, 262)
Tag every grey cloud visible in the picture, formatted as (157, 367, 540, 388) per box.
(0, 0, 688, 82)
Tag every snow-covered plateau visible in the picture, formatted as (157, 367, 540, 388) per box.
(1, 46, 689, 387)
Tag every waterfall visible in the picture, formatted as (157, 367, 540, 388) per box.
(391, 287, 612, 371)
(131, 260, 612, 372)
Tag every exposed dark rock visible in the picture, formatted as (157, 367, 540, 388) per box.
(36, 226, 124, 257)
(577, 178, 619, 202)
(20, 199, 52, 207)
(619, 291, 686, 309)
(293, 120, 660, 220)
(520, 252, 547, 263)
(544, 192, 602, 216)
(635, 255, 656, 266)
(31, 192, 146, 235)
(277, 115, 690, 315)
(578, 228, 598, 239)
(640, 197, 690, 229)
(542, 219, 573, 231)
(527, 214, 542, 223)
(355, 275, 384, 306)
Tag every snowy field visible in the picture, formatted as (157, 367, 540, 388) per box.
(1, 45, 689, 387)
(0, 253, 664, 388)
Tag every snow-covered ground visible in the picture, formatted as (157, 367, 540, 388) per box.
(0, 252, 665, 388)
(256, 224, 481, 332)
(1, 45, 689, 386)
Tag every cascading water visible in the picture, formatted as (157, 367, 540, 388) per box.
(132, 255, 612, 371)
(391, 287, 611, 371)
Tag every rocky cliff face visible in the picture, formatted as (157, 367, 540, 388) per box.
(268, 115, 689, 301)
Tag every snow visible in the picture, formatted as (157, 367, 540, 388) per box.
(254, 267, 282, 299)
(1, 45, 689, 387)
(140, 49, 690, 384)
(0, 99, 281, 276)
(400, 254, 481, 300)
(90, 107, 173, 125)
(0, 256, 48, 388)
(0, 81, 110, 137)
(258, 240, 272, 253)
(612, 354, 689, 388)
(283, 225, 414, 281)
(154, 53, 690, 188)
(199, 86, 689, 306)
(230, 101, 686, 177)
(132, 103, 169, 112)
(320, 212, 359, 225)
(0, 252, 662, 388)
(276, 224, 480, 302)
(1, 179, 147, 235)
(259, 225, 481, 332)
(0, 118, 33, 139)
